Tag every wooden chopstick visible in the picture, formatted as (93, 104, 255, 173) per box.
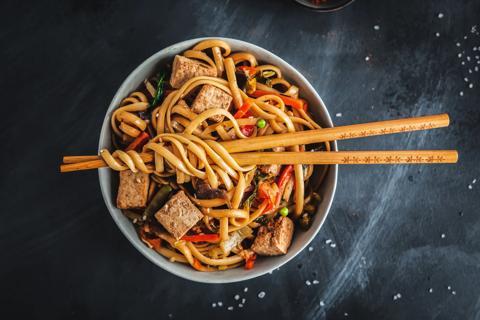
(60, 150, 458, 172)
(221, 113, 450, 153)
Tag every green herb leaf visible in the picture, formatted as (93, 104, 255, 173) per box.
(151, 73, 166, 107)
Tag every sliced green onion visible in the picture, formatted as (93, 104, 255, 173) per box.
(279, 207, 289, 217)
(256, 118, 266, 129)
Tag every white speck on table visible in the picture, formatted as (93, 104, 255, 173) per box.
(460, 91, 464, 96)
(306, 280, 312, 286)
(212, 303, 217, 308)
(326, 239, 332, 244)
(244, 287, 248, 293)
(313, 280, 320, 285)
(227, 306, 233, 311)
(373, 25, 380, 30)
(468, 184, 473, 189)
(336, 113, 342, 118)
(330, 243, 337, 248)
(258, 291, 266, 299)
(393, 293, 402, 301)
(456, 42, 461, 47)
(441, 233, 446, 239)
(320, 301, 325, 307)
(469, 83, 474, 89)
(234, 294, 240, 300)
(365, 56, 370, 61)
(435, 32, 440, 37)
(447, 286, 452, 291)
(458, 53, 463, 58)
(218, 301, 223, 307)
(438, 13, 444, 18)
(428, 288, 433, 293)
(308, 246, 314, 252)
(452, 291, 457, 295)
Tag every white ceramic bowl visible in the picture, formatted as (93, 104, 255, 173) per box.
(98, 37, 338, 283)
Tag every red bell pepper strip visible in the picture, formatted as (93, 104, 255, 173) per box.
(240, 125, 255, 137)
(237, 66, 257, 77)
(125, 131, 150, 152)
(245, 253, 257, 270)
(234, 101, 252, 119)
(250, 90, 307, 111)
(277, 165, 294, 189)
(181, 234, 221, 242)
(258, 182, 280, 214)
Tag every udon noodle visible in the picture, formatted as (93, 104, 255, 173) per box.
(100, 39, 329, 271)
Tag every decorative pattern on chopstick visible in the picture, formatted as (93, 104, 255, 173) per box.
(231, 150, 458, 165)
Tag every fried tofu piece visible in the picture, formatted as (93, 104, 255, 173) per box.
(154, 191, 204, 240)
(251, 216, 294, 256)
(116, 170, 150, 209)
(191, 84, 232, 122)
(169, 55, 217, 89)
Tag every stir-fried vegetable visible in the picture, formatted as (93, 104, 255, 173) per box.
(181, 234, 221, 242)
(250, 90, 307, 111)
(245, 253, 257, 270)
(220, 226, 252, 255)
(125, 131, 150, 152)
(151, 72, 166, 107)
(279, 207, 289, 217)
(234, 100, 252, 119)
(240, 125, 255, 137)
(277, 165, 294, 189)
(143, 185, 172, 220)
(256, 118, 266, 128)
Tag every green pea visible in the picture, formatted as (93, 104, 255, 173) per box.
(257, 118, 266, 128)
(279, 207, 289, 217)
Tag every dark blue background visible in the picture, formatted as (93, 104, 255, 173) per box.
(1, 0, 479, 319)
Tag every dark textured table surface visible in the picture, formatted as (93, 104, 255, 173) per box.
(2, 0, 479, 319)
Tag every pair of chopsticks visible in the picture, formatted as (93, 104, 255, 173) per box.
(60, 113, 458, 173)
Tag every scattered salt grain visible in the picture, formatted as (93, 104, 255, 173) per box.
(447, 286, 452, 291)
(241, 298, 246, 304)
(238, 304, 244, 308)
(452, 291, 457, 295)
(306, 280, 312, 286)
(258, 291, 266, 299)
(330, 243, 337, 248)
(468, 184, 473, 190)
(438, 13, 444, 19)
(336, 113, 342, 118)
(456, 42, 461, 47)
(459, 91, 464, 96)
(393, 293, 402, 301)
(344, 312, 349, 317)
(435, 32, 440, 37)
(428, 288, 433, 293)
(212, 303, 217, 308)
(462, 61, 466, 65)
(373, 25, 380, 30)
(320, 301, 325, 307)
(308, 246, 314, 252)
(244, 287, 248, 293)
(467, 56, 471, 61)
(168, 314, 173, 319)
(227, 306, 233, 311)
(464, 77, 469, 82)
(441, 233, 446, 239)
(234, 294, 240, 300)
(218, 301, 223, 307)
(473, 179, 477, 184)
(469, 69, 473, 74)
(365, 56, 370, 62)
(464, 35, 468, 40)
(475, 66, 479, 72)
(313, 280, 320, 285)
(469, 83, 474, 89)
(325, 239, 332, 244)
(458, 53, 463, 58)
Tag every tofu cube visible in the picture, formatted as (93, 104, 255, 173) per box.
(116, 170, 150, 209)
(154, 191, 204, 240)
(191, 84, 232, 122)
(169, 55, 217, 89)
(251, 216, 294, 256)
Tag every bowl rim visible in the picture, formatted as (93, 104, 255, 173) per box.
(98, 37, 338, 283)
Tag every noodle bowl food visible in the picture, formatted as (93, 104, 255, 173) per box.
(97, 38, 334, 273)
